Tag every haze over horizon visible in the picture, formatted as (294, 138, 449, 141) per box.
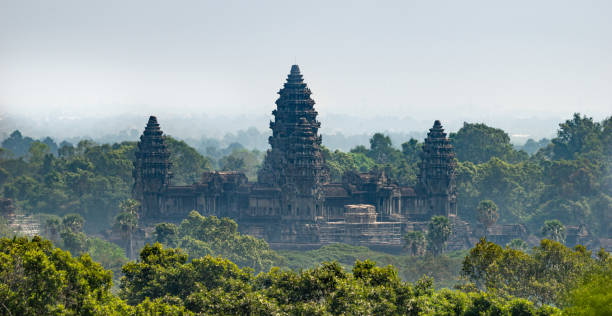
(1, 0, 611, 142)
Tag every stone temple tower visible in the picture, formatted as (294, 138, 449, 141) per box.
(133, 116, 172, 220)
(418, 120, 457, 218)
(258, 65, 330, 221)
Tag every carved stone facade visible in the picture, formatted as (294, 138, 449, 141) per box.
(257, 65, 329, 224)
(132, 116, 172, 221)
(134, 65, 462, 250)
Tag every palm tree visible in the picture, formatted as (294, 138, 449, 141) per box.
(43, 217, 62, 243)
(119, 199, 140, 217)
(506, 238, 529, 252)
(154, 223, 179, 247)
(476, 200, 499, 236)
(115, 199, 140, 259)
(115, 211, 138, 259)
(541, 220, 566, 244)
(62, 213, 85, 233)
(403, 231, 427, 256)
(427, 216, 452, 256)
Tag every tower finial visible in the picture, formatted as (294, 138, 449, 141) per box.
(290, 64, 301, 75)
(147, 115, 158, 125)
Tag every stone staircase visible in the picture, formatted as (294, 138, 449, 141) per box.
(446, 217, 474, 251)
(7, 214, 41, 237)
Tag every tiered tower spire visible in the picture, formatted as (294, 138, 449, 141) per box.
(133, 116, 172, 219)
(258, 65, 329, 220)
(418, 120, 457, 217)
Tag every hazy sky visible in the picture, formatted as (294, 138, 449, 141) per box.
(1, 0, 611, 121)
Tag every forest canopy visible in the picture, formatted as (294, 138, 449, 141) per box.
(0, 113, 610, 314)
(2, 113, 609, 239)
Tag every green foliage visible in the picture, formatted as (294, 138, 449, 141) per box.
(404, 230, 428, 256)
(1, 140, 135, 232)
(427, 216, 452, 256)
(520, 138, 551, 156)
(451, 122, 528, 164)
(87, 237, 129, 277)
(130, 298, 193, 315)
(119, 242, 559, 315)
(506, 238, 529, 252)
(165, 136, 213, 185)
(0, 216, 15, 238)
(401, 138, 422, 164)
(330, 133, 421, 185)
(218, 148, 263, 181)
(62, 213, 85, 232)
(1, 114, 610, 313)
(562, 253, 612, 315)
(153, 222, 179, 247)
(0, 236, 196, 315)
(39, 213, 128, 278)
(462, 238, 607, 306)
(319, 115, 610, 237)
(323, 147, 376, 182)
(455, 158, 542, 224)
(477, 199, 499, 229)
(550, 113, 604, 160)
(541, 219, 566, 244)
(154, 210, 283, 273)
(0, 236, 116, 315)
(4, 114, 607, 242)
(368, 133, 397, 163)
(0, 236, 572, 315)
(119, 198, 140, 216)
(0, 135, 219, 233)
(120, 243, 254, 309)
(114, 211, 138, 256)
(60, 228, 89, 256)
(279, 243, 465, 289)
(1, 130, 35, 157)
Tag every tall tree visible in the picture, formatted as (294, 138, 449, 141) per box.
(552, 113, 602, 160)
(476, 200, 499, 235)
(0, 236, 117, 314)
(400, 138, 421, 164)
(541, 220, 566, 244)
(165, 136, 213, 185)
(368, 133, 395, 164)
(427, 216, 452, 256)
(62, 213, 85, 233)
(506, 238, 529, 252)
(115, 212, 137, 259)
(154, 223, 179, 247)
(403, 231, 427, 256)
(450, 122, 527, 163)
(115, 199, 140, 259)
(1, 130, 34, 157)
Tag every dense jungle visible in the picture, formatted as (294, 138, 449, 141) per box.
(0, 113, 610, 315)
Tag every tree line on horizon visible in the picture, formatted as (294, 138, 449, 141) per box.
(0, 113, 610, 240)
(0, 111, 611, 314)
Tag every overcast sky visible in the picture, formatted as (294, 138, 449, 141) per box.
(1, 0, 611, 122)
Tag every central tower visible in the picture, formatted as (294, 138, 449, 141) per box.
(133, 116, 172, 220)
(417, 120, 457, 218)
(258, 65, 329, 221)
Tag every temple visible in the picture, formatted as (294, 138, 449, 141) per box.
(133, 65, 465, 250)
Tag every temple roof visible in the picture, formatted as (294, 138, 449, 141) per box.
(323, 184, 349, 198)
(400, 186, 417, 196)
(290, 64, 300, 74)
(258, 64, 329, 188)
(135, 115, 170, 165)
(148, 115, 158, 125)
